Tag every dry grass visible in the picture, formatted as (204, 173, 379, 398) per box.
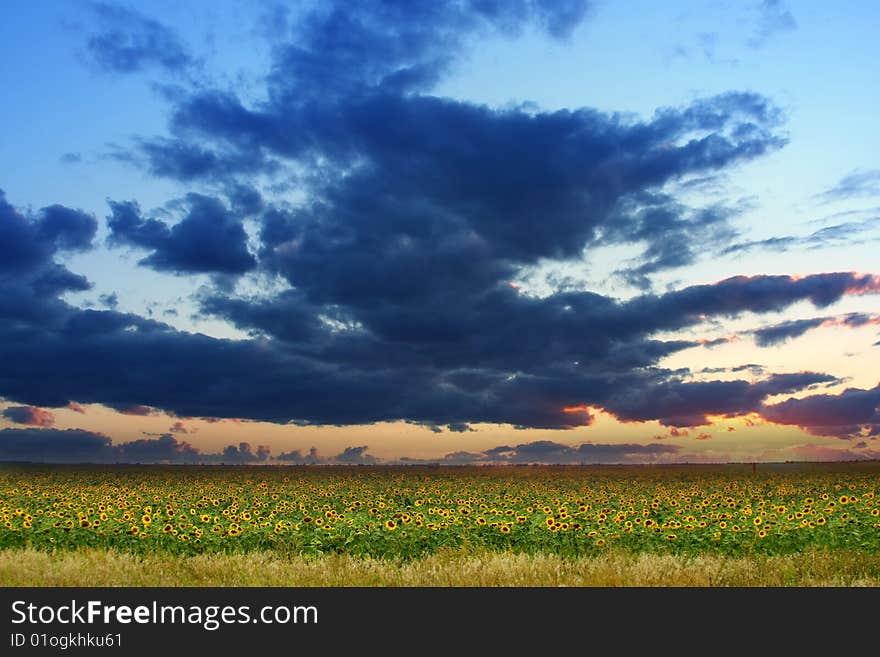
(1, 548, 879, 586)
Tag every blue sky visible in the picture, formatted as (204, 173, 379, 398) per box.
(0, 1, 878, 464)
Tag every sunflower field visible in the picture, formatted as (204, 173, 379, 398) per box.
(1, 463, 878, 559)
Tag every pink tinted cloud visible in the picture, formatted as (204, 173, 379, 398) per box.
(2, 405, 56, 427)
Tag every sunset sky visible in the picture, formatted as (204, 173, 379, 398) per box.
(1, 0, 878, 464)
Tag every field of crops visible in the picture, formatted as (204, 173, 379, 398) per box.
(1, 463, 879, 559)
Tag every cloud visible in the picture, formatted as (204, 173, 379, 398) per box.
(84, 2, 194, 75)
(0, 260, 874, 431)
(107, 194, 256, 275)
(262, 0, 592, 103)
(115, 433, 201, 463)
(761, 384, 880, 439)
(334, 445, 380, 464)
(750, 313, 880, 346)
(0, 428, 112, 462)
(815, 170, 880, 203)
(748, 1, 797, 48)
(0, 191, 96, 275)
(129, 137, 276, 182)
(602, 372, 838, 427)
(168, 421, 188, 434)
(0, 190, 95, 326)
(219, 442, 271, 463)
(112, 404, 160, 416)
(0, 2, 877, 445)
(275, 445, 379, 464)
(761, 443, 880, 462)
(424, 440, 681, 464)
(276, 446, 320, 464)
(98, 292, 119, 309)
(446, 422, 475, 433)
(721, 216, 880, 256)
(751, 318, 827, 346)
(0, 429, 278, 464)
(2, 406, 56, 427)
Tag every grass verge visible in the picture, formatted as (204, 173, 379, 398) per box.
(1, 548, 879, 586)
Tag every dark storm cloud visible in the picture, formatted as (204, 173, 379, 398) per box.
(176, 90, 784, 273)
(614, 200, 742, 289)
(1, 256, 863, 430)
(0, 190, 96, 328)
(0, 429, 282, 464)
(0, 191, 96, 275)
(2, 406, 56, 427)
(107, 194, 256, 275)
(220, 442, 271, 463)
(115, 433, 201, 462)
(126, 0, 783, 286)
(334, 445, 380, 464)
(201, 270, 875, 387)
(134, 137, 277, 182)
(0, 280, 849, 431)
(815, 170, 880, 203)
(36, 205, 97, 252)
(0, 428, 111, 462)
(276, 446, 319, 464)
(263, 0, 592, 104)
(601, 372, 838, 427)
(761, 385, 880, 439)
(84, 2, 194, 75)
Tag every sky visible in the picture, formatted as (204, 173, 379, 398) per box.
(0, 0, 879, 465)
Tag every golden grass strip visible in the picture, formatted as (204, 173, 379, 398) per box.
(1, 548, 879, 586)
